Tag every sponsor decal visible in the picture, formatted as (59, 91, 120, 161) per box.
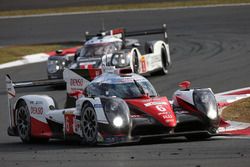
(70, 79, 84, 87)
(35, 101, 43, 105)
(144, 101, 167, 107)
(130, 115, 146, 118)
(65, 113, 75, 135)
(140, 55, 147, 73)
(162, 115, 173, 119)
(158, 112, 172, 115)
(94, 104, 103, 108)
(31, 106, 43, 115)
(165, 119, 174, 123)
(30, 101, 43, 105)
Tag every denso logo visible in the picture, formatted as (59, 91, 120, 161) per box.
(31, 107, 43, 115)
(70, 79, 83, 87)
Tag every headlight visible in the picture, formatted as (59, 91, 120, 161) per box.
(113, 116, 123, 127)
(101, 97, 130, 128)
(111, 53, 129, 67)
(47, 60, 58, 65)
(47, 59, 66, 73)
(193, 89, 218, 120)
(111, 54, 119, 66)
(47, 60, 59, 73)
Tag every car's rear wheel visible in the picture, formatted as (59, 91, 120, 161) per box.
(153, 45, 171, 75)
(16, 100, 49, 143)
(81, 102, 98, 145)
(132, 51, 139, 73)
(16, 100, 32, 143)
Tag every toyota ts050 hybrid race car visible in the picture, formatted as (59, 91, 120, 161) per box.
(6, 67, 220, 145)
(47, 24, 171, 79)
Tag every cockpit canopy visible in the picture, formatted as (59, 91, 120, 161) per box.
(79, 36, 123, 58)
(85, 73, 157, 99)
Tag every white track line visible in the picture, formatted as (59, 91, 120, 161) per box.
(0, 3, 250, 19)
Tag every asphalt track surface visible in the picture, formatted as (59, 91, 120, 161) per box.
(1, 5, 250, 167)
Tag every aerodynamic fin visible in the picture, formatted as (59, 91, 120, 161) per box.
(6, 74, 16, 99)
(63, 68, 102, 95)
(5, 74, 15, 128)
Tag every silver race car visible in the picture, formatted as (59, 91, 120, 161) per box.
(47, 24, 171, 79)
(6, 67, 220, 145)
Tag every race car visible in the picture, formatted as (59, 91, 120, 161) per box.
(6, 67, 220, 145)
(47, 24, 171, 79)
(47, 49, 77, 79)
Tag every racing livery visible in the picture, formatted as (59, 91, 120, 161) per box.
(6, 68, 220, 145)
(47, 24, 171, 79)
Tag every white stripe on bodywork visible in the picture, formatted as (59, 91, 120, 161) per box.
(92, 98, 109, 124)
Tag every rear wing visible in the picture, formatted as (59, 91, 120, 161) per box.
(85, 24, 168, 43)
(5, 68, 102, 95)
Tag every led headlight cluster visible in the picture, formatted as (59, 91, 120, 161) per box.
(111, 53, 129, 67)
(113, 116, 123, 127)
(101, 97, 130, 128)
(47, 59, 66, 73)
(193, 89, 218, 120)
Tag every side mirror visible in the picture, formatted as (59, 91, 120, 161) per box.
(179, 81, 191, 90)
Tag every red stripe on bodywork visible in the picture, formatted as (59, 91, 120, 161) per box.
(8, 91, 15, 97)
(176, 97, 198, 112)
(219, 119, 230, 128)
(221, 127, 250, 136)
(217, 102, 230, 108)
(88, 68, 102, 80)
(31, 117, 52, 138)
(224, 89, 250, 95)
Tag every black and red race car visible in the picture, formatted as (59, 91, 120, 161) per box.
(6, 67, 220, 145)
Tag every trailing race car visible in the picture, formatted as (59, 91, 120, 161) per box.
(6, 67, 220, 145)
(47, 24, 171, 79)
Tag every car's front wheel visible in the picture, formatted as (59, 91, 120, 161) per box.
(81, 102, 98, 145)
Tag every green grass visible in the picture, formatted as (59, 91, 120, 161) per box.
(222, 97, 250, 123)
(0, 0, 250, 17)
(0, 44, 75, 64)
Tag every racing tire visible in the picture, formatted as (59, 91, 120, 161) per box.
(16, 100, 49, 143)
(153, 45, 171, 75)
(81, 102, 98, 145)
(132, 51, 139, 74)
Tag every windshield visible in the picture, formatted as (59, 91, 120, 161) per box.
(80, 42, 122, 58)
(86, 81, 157, 99)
